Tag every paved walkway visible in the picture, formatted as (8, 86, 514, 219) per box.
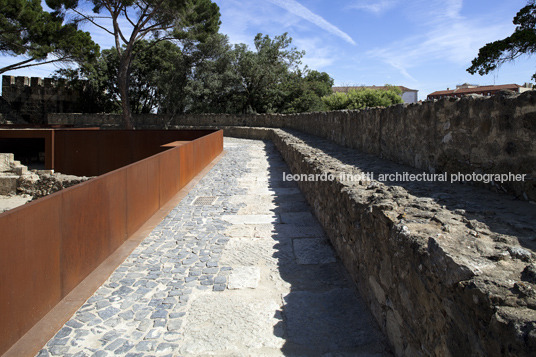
(38, 138, 390, 357)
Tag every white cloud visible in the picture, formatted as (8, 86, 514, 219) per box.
(217, 0, 295, 46)
(293, 37, 339, 69)
(266, 0, 356, 45)
(366, 0, 512, 80)
(349, 0, 399, 14)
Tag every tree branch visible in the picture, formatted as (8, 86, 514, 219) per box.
(70, 8, 115, 36)
(123, 8, 136, 27)
(0, 56, 71, 74)
(135, 25, 174, 41)
(136, 0, 165, 33)
(140, 36, 176, 50)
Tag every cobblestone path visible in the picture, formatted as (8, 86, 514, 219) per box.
(38, 138, 390, 356)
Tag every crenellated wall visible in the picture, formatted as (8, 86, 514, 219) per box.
(1, 75, 83, 124)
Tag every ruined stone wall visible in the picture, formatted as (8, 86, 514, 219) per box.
(1, 76, 83, 124)
(48, 92, 536, 202)
(46, 108, 536, 354)
(264, 128, 536, 356)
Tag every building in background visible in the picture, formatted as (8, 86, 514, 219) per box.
(332, 85, 419, 104)
(427, 83, 534, 100)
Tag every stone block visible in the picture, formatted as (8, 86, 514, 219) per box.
(282, 289, 387, 353)
(0, 175, 18, 195)
(292, 238, 336, 265)
(0, 153, 14, 172)
(13, 165, 27, 176)
(227, 266, 260, 289)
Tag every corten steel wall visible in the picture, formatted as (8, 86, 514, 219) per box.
(0, 129, 223, 355)
(53, 130, 217, 176)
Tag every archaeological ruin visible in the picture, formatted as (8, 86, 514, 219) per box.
(0, 84, 535, 356)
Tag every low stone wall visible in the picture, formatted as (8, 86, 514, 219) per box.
(266, 128, 535, 356)
(48, 91, 536, 202)
(39, 115, 536, 353)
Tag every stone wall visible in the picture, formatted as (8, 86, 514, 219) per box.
(1, 76, 83, 124)
(46, 104, 536, 354)
(266, 128, 535, 356)
(48, 91, 536, 202)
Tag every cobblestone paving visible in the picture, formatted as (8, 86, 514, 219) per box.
(38, 138, 390, 356)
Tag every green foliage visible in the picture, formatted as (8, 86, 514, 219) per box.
(467, 1, 536, 80)
(0, 0, 99, 74)
(56, 40, 186, 114)
(226, 33, 333, 114)
(177, 33, 242, 114)
(159, 32, 333, 115)
(128, 41, 185, 114)
(57, 32, 334, 115)
(322, 92, 351, 110)
(322, 85, 403, 110)
(277, 70, 334, 113)
(47, 0, 221, 128)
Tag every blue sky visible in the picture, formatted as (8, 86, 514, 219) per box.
(1, 0, 534, 99)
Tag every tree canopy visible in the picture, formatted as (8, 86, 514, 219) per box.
(467, 1, 536, 80)
(322, 86, 403, 111)
(56, 32, 334, 116)
(47, 0, 221, 128)
(0, 0, 99, 74)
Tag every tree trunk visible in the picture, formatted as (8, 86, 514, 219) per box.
(118, 54, 134, 130)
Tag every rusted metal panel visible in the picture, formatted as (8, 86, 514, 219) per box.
(193, 137, 205, 177)
(52, 130, 219, 177)
(126, 157, 161, 236)
(159, 148, 181, 205)
(0, 129, 223, 355)
(102, 170, 129, 252)
(0, 129, 224, 176)
(60, 172, 128, 295)
(179, 142, 195, 189)
(0, 195, 62, 355)
(193, 131, 222, 173)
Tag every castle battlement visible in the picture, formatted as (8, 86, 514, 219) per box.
(1, 75, 83, 124)
(2, 76, 70, 90)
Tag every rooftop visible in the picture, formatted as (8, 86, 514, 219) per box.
(428, 84, 521, 96)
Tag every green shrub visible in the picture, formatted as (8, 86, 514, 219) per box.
(322, 85, 403, 110)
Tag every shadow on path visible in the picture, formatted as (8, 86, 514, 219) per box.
(256, 141, 392, 356)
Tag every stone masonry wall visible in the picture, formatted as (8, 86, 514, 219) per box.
(44, 106, 536, 354)
(268, 128, 536, 356)
(48, 91, 536, 202)
(2, 76, 83, 124)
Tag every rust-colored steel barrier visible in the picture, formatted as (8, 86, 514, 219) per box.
(0, 129, 223, 355)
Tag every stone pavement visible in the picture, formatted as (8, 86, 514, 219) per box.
(37, 138, 391, 357)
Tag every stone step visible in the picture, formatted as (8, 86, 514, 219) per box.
(0, 175, 18, 195)
(13, 164, 27, 176)
(0, 153, 14, 172)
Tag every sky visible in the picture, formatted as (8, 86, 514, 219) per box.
(1, 0, 534, 100)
